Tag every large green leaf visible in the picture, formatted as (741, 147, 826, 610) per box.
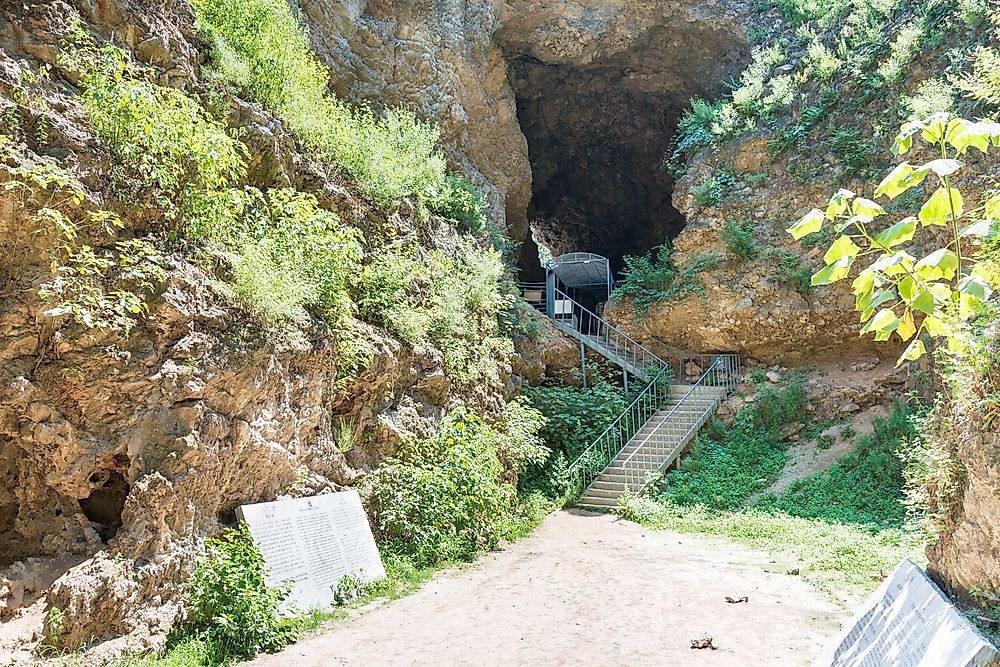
(872, 217, 916, 249)
(852, 269, 877, 296)
(871, 251, 914, 276)
(897, 339, 926, 366)
(826, 189, 854, 219)
(921, 158, 963, 177)
(919, 113, 950, 144)
(852, 197, 885, 220)
(950, 121, 1000, 153)
(918, 187, 964, 227)
(811, 255, 853, 286)
(823, 235, 861, 265)
(787, 209, 825, 240)
(860, 308, 900, 336)
(892, 120, 925, 156)
(957, 274, 993, 301)
(857, 287, 895, 312)
(960, 220, 993, 237)
(914, 248, 959, 281)
(874, 163, 928, 200)
(912, 289, 936, 316)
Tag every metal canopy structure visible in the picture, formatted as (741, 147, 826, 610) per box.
(549, 252, 612, 290)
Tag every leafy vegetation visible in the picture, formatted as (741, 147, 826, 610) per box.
(619, 495, 925, 595)
(692, 168, 737, 207)
(356, 240, 514, 383)
(720, 217, 759, 258)
(671, 0, 992, 174)
(524, 375, 631, 461)
(192, 0, 486, 219)
(182, 524, 298, 663)
(787, 113, 1000, 365)
(365, 401, 549, 566)
(614, 245, 719, 313)
(661, 379, 806, 509)
(758, 402, 920, 529)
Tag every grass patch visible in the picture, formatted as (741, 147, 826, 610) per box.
(757, 402, 920, 529)
(619, 495, 926, 597)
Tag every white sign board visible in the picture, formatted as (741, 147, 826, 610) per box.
(814, 560, 1000, 667)
(237, 490, 386, 613)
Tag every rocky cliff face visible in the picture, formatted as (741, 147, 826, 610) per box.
(0, 0, 578, 659)
(293, 0, 533, 240)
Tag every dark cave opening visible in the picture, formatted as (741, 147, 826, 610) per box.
(505, 26, 748, 282)
(79, 470, 130, 542)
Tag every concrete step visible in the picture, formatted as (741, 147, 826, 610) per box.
(576, 496, 620, 508)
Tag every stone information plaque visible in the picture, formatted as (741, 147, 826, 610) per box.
(813, 560, 1000, 667)
(237, 490, 386, 613)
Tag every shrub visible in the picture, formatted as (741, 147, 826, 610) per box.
(660, 379, 806, 509)
(900, 78, 957, 121)
(184, 524, 297, 662)
(524, 374, 631, 460)
(80, 45, 246, 232)
(877, 25, 925, 83)
(720, 218, 759, 259)
(614, 245, 718, 313)
(230, 188, 363, 324)
(692, 169, 737, 207)
(366, 405, 546, 565)
(804, 39, 843, 80)
(425, 173, 487, 231)
(193, 0, 464, 211)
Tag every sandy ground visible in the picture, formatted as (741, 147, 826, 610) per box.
(247, 510, 847, 667)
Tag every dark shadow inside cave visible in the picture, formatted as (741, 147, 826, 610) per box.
(79, 470, 130, 542)
(505, 26, 747, 281)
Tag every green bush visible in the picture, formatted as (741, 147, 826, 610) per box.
(76, 42, 364, 329)
(425, 173, 487, 231)
(366, 405, 547, 566)
(229, 188, 363, 324)
(184, 524, 297, 663)
(614, 245, 718, 313)
(80, 45, 245, 232)
(720, 218, 759, 258)
(900, 78, 956, 121)
(357, 240, 513, 383)
(524, 375, 631, 460)
(193, 0, 468, 211)
(692, 168, 737, 207)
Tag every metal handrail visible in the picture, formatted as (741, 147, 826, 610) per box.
(538, 286, 741, 501)
(565, 364, 674, 496)
(619, 355, 739, 494)
(550, 286, 666, 378)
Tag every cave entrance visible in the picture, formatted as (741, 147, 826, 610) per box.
(79, 470, 129, 542)
(502, 24, 748, 281)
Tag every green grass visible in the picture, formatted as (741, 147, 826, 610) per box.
(628, 386, 929, 600)
(111, 553, 445, 667)
(619, 495, 926, 597)
(758, 402, 919, 529)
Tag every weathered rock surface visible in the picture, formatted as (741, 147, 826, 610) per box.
(295, 0, 532, 238)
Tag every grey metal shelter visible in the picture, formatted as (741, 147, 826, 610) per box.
(545, 252, 613, 318)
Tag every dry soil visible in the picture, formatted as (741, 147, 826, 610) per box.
(247, 509, 847, 667)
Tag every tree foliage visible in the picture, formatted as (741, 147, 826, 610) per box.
(788, 113, 1000, 364)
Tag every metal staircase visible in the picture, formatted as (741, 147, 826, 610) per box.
(521, 283, 740, 506)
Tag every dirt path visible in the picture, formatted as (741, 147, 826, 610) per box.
(248, 510, 847, 666)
